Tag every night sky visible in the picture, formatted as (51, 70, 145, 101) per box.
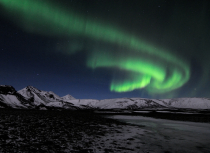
(0, 0, 209, 100)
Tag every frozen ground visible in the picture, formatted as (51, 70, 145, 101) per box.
(0, 110, 151, 153)
(107, 115, 210, 153)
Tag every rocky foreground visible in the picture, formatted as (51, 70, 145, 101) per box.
(0, 109, 151, 153)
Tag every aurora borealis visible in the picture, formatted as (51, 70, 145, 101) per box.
(0, 0, 209, 99)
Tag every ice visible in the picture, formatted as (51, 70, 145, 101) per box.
(107, 115, 210, 153)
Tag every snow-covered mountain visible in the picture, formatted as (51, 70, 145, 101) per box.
(18, 86, 65, 105)
(0, 85, 76, 109)
(0, 85, 210, 110)
(62, 94, 76, 101)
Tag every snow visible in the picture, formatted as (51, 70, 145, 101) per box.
(0, 94, 26, 108)
(17, 87, 33, 99)
(62, 94, 75, 100)
(163, 98, 210, 109)
(46, 102, 63, 107)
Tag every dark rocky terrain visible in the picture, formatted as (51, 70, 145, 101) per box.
(0, 109, 145, 153)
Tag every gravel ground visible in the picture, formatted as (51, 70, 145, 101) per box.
(0, 109, 146, 153)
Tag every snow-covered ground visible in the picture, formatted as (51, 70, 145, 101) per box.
(107, 115, 210, 153)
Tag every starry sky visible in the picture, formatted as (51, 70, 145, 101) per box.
(0, 0, 209, 100)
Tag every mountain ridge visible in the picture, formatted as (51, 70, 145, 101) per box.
(0, 85, 210, 110)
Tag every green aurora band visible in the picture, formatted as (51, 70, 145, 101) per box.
(0, 0, 190, 94)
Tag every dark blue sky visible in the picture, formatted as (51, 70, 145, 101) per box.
(0, 0, 209, 99)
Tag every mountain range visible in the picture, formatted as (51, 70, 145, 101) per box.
(0, 85, 210, 110)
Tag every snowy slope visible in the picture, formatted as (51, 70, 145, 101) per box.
(0, 94, 27, 108)
(62, 94, 76, 101)
(58, 97, 210, 110)
(69, 99, 99, 109)
(67, 98, 167, 109)
(18, 86, 62, 104)
(163, 98, 210, 109)
(17, 86, 77, 109)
